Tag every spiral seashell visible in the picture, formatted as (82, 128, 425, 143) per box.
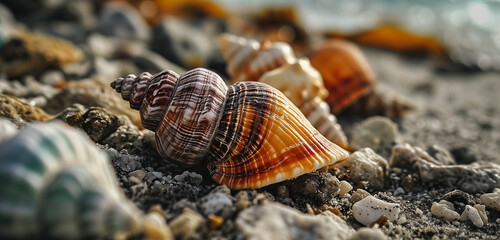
(309, 39, 376, 113)
(259, 59, 349, 149)
(110, 68, 349, 189)
(0, 122, 164, 239)
(219, 33, 296, 83)
(259, 58, 328, 106)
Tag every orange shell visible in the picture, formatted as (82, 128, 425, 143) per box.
(207, 82, 349, 189)
(309, 39, 376, 113)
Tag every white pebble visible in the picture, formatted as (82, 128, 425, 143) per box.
(397, 216, 407, 225)
(352, 196, 400, 226)
(431, 200, 460, 221)
(460, 205, 487, 227)
(339, 180, 353, 197)
(480, 188, 500, 211)
(415, 208, 423, 216)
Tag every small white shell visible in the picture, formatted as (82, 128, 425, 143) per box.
(352, 196, 400, 226)
(259, 58, 328, 107)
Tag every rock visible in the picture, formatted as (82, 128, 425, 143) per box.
(351, 116, 398, 157)
(143, 212, 174, 240)
(151, 17, 219, 68)
(236, 203, 355, 240)
(460, 205, 487, 227)
(339, 180, 353, 197)
(132, 48, 186, 74)
(441, 190, 475, 206)
(235, 191, 250, 211)
(198, 192, 234, 218)
(450, 146, 477, 164)
(417, 161, 500, 193)
(352, 196, 400, 226)
(350, 189, 371, 203)
(45, 78, 143, 129)
(0, 3, 19, 48)
(333, 148, 388, 190)
(480, 188, 500, 211)
(99, 2, 150, 41)
(0, 32, 82, 78)
(54, 0, 97, 29)
(401, 175, 415, 192)
(389, 143, 495, 193)
(0, 77, 58, 102)
(0, 118, 17, 144)
(431, 200, 460, 221)
(40, 70, 65, 86)
(210, 185, 231, 195)
(169, 208, 206, 240)
(57, 106, 146, 153)
(351, 227, 388, 240)
(174, 171, 203, 186)
(208, 214, 224, 230)
(426, 145, 456, 165)
(389, 143, 445, 168)
(77, 107, 121, 142)
(0, 94, 52, 127)
(287, 172, 340, 204)
(1, 0, 64, 17)
(129, 169, 146, 183)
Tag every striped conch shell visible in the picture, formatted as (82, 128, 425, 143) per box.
(259, 58, 349, 149)
(0, 122, 170, 239)
(110, 68, 349, 189)
(309, 39, 376, 113)
(219, 33, 296, 84)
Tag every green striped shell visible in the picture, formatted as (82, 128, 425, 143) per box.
(0, 122, 143, 239)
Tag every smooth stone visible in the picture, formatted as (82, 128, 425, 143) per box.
(99, 2, 150, 41)
(237, 202, 355, 240)
(351, 116, 398, 157)
(334, 148, 388, 190)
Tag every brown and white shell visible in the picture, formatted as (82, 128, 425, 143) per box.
(309, 39, 376, 113)
(219, 33, 296, 83)
(111, 68, 349, 189)
(259, 58, 328, 106)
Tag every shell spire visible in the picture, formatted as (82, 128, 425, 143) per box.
(0, 122, 170, 239)
(111, 68, 349, 189)
(111, 70, 180, 131)
(219, 33, 296, 83)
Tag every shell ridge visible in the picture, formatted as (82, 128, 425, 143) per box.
(217, 83, 275, 175)
(201, 75, 230, 161)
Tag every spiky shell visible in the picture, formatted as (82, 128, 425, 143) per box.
(0, 122, 143, 239)
(299, 97, 349, 150)
(219, 33, 296, 83)
(110, 68, 349, 189)
(309, 39, 376, 113)
(259, 58, 328, 107)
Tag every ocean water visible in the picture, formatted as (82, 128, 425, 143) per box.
(216, 0, 500, 70)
